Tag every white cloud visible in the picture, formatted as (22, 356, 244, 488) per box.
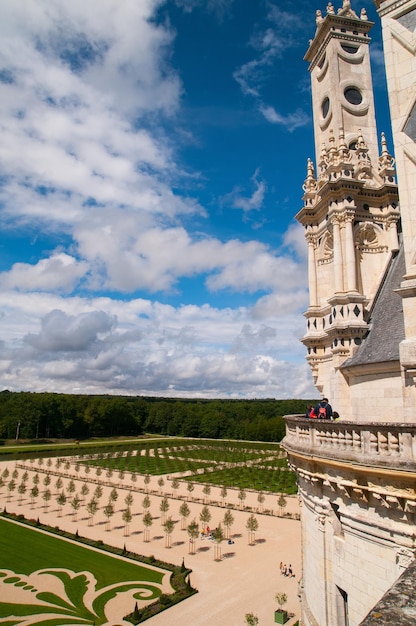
(259, 105, 310, 132)
(233, 5, 309, 131)
(0, 291, 315, 397)
(0, 253, 88, 292)
(25, 309, 116, 352)
(0, 1, 316, 398)
(221, 168, 266, 213)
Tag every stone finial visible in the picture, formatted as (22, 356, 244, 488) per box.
(360, 8, 368, 20)
(338, 127, 350, 161)
(356, 130, 368, 152)
(320, 142, 329, 166)
(327, 2, 335, 15)
(303, 158, 317, 193)
(339, 0, 351, 12)
(328, 129, 337, 163)
(338, 0, 359, 18)
(379, 132, 395, 170)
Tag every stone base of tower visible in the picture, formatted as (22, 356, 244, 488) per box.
(283, 416, 416, 626)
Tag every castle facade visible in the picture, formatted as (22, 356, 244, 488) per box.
(283, 1, 416, 624)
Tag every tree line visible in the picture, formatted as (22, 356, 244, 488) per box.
(0, 391, 316, 443)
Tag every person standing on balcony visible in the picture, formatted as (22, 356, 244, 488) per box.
(314, 398, 333, 420)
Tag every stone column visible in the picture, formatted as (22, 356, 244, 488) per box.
(344, 214, 357, 292)
(332, 216, 344, 293)
(386, 218, 399, 253)
(307, 233, 318, 307)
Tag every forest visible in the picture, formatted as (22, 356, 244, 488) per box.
(0, 391, 316, 443)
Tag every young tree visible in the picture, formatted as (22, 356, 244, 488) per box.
(187, 482, 195, 501)
(143, 511, 153, 542)
(238, 488, 247, 510)
(32, 472, 39, 486)
(94, 485, 103, 501)
(96, 467, 102, 477)
(103, 501, 115, 531)
(246, 514, 259, 545)
(71, 494, 81, 522)
(212, 524, 225, 561)
(42, 488, 52, 510)
(179, 501, 191, 530)
(43, 474, 51, 488)
(57, 491, 67, 517)
(12, 468, 19, 480)
(245, 613, 259, 626)
(109, 487, 118, 503)
(202, 484, 211, 504)
(199, 505, 211, 532)
(220, 485, 228, 505)
(22, 471, 29, 483)
(17, 481, 26, 505)
(46, 458, 52, 469)
(275, 592, 288, 612)
(67, 479, 76, 495)
(106, 468, 113, 479)
(55, 477, 63, 492)
(86, 498, 98, 526)
(171, 477, 180, 497)
(163, 516, 175, 548)
(142, 495, 151, 515)
(187, 519, 199, 554)
(8, 479, 16, 501)
(125, 491, 134, 508)
(131, 472, 137, 485)
(80, 483, 89, 498)
(257, 492, 265, 513)
(157, 477, 165, 494)
(122, 506, 133, 536)
(30, 485, 39, 508)
(223, 509, 234, 539)
(277, 495, 287, 517)
(160, 496, 170, 524)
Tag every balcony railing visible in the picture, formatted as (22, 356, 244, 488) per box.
(283, 416, 416, 471)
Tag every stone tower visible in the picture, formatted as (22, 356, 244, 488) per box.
(296, 0, 400, 420)
(283, 2, 416, 626)
(375, 0, 416, 422)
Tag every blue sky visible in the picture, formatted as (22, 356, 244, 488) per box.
(0, 0, 391, 398)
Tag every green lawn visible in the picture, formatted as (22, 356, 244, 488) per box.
(80, 439, 296, 494)
(0, 518, 170, 625)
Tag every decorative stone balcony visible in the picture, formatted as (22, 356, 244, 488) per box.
(283, 416, 416, 472)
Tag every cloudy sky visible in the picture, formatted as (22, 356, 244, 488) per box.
(0, 0, 391, 398)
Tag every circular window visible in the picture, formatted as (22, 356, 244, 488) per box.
(344, 87, 362, 105)
(322, 97, 330, 118)
(341, 44, 358, 54)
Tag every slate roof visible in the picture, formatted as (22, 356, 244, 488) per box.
(341, 244, 405, 368)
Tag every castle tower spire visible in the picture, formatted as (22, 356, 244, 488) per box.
(296, 2, 400, 415)
(306, 2, 378, 165)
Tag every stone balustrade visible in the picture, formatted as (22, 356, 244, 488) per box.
(283, 416, 416, 471)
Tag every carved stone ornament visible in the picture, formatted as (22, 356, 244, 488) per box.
(396, 548, 415, 569)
